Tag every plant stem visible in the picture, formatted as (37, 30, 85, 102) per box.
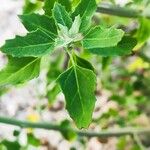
(0, 116, 150, 138)
(133, 134, 146, 150)
(65, 47, 76, 67)
(97, 3, 150, 19)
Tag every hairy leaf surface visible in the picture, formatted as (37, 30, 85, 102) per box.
(72, 0, 97, 33)
(87, 36, 137, 56)
(82, 26, 124, 49)
(74, 55, 95, 71)
(19, 14, 57, 39)
(53, 2, 72, 29)
(44, 0, 71, 16)
(1, 29, 55, 57)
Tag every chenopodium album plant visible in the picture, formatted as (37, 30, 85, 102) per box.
(0, 0, 137, 128)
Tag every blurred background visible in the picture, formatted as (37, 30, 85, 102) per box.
(0, 0, 150, 150)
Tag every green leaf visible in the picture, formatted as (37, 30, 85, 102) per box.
(23, 0, 43, 14)
(60, 120, 77, 141)
(27, 133, 40, 147)
(0, 140, 20, 150)
(58, 0, 72, 12)
(82, 26, 124, 49)
(69, 15, 81, 36)
(72, 0, 80, 8)
(58, 65, 96, 128)
(44, 0, 55, 16)
(136, 18, 150, 44)
(44, 0, 71, 16)
(87, 36, 137, 56)
(47, 84, 60, 105)
(1, 29, 55, 57)
(0, 56, 40, 86)
(19, 14, 57, 38)
(46, 53, 64, 105)
(46, 66, 61, 105)
(0, 144, 7, 150)
(53, 2, 72, 29)
(56, 15, 82, 48)
(72, 0, 97, 33)
(74, 54, 95, 71)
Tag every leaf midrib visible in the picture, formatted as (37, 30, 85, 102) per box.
(63, 66, 85, 118)
(56, 5, 67, 27)
(5, 42, 53, 49)
(28, 23, 57, 41)
(84, 34, 122, 41)
(72, 66, 85, 119)
(81, 0, 94, 19)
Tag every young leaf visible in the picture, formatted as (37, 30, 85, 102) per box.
(72, 0, 97, 33)
(58, 65, 96, 128)
(19, 14, 57, 38)
(44, 0, 71, 16)
(0, 57, 40, 86)
(55, 16, 83, 48)
(53, 2, 72, 29)
(74, 54, 95, 71)
(1, 29, 55, 57)
(82, 26, 124, 49)
(69, 15, 81, 36)
(87, 36, 137, 56)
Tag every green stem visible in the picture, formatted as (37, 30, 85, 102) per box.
(97, 3, 150, 19)
(0, 116, 150, 138)
(133, 134, 146, 150)
(65, 47, 76, 67)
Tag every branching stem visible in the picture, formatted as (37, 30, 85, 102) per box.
(0, 116, 150, 138)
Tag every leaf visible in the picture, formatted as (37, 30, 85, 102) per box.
(73, 54, 95, 71)
(23, 0, 43, 14)
(58, 65, 96, 128)
(44, 0, 71, 16)
(87, 36, 137, 56)
(136, 18, 150, 44)
(47, 84, 60, 105)
(56, 16, 82, 48)
(0, 56, 40, 86)
(1, 140, 20, 150)
(27, 133, 40, 147)
(69, 15, 81, 36)
(82, 26, 124, 49)
(1, 29, 55, 57)
(19, 13, 57, 38)
(72, 0, 80, 8)
(46, 66, 61, 105)
(53, 2, 72, 29)
(46, 53, 64, 105)
(44, 0, 55, 16)
(58, 0, 72, 12)
(72, 0, 97, 33)
(60, 120, 77, 141)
